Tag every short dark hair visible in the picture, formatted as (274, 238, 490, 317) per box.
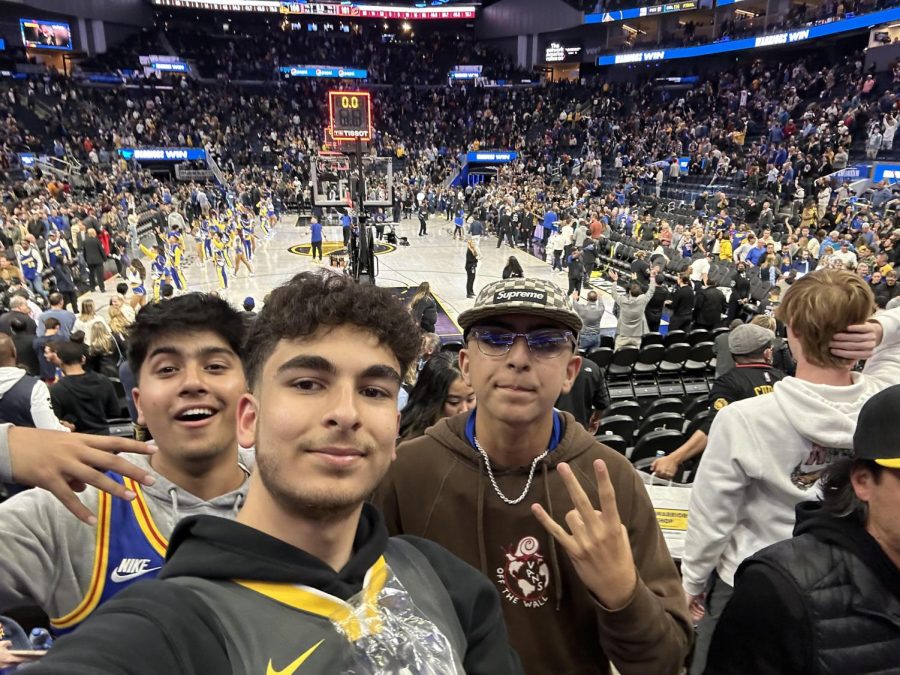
(244, 272, 420, 389)
(44, 317, 61, 330)
(160, 283, 175, 299)
(116, 282, 129, 296)
(127, 293, 245, 383)
(55, 340, 86, 366)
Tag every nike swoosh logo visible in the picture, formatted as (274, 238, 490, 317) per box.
(266, 640, 324, 675)
(110, 566, 162, 583)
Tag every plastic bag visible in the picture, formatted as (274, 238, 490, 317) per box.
(329, 562, 462, 675)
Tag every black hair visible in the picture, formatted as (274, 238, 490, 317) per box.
(244, 272, 420, 389)
(56, 340, 86, 366)
(126, 293, 245, 383)
(116, 282, 129, 296)
(44, 317, 61, 330)
(819, 458, 884, 524)
(398, 353, 464, 442)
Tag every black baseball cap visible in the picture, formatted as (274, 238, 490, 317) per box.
(853, 384, 900, 469)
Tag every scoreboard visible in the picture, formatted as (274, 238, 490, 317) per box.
(328, 91, 372, 142)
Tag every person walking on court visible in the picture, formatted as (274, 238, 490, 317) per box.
(465, 237, 479, 298)
(309, 216, 323, 262)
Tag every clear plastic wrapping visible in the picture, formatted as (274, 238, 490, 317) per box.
(330, 563, 462, 675)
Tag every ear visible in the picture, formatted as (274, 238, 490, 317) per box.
(132, 387, 145, 426)
(849, 464, 876, 505)
(236, 392, 259, 450)
(458, 347, 473, 387)
(559, 354, 582, 396)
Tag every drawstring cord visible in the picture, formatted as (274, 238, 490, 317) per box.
(477, 461, 488, 577)
(542, 461, 564, 612)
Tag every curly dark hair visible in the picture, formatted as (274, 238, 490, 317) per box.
(126, 293, 245, 382)
(244, 272, 421, 389)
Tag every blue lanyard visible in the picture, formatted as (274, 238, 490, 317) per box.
(465, 409, 563, 454)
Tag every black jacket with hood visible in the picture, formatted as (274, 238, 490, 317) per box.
(29, 504, 522, 674)
(705, 501, 900, 675)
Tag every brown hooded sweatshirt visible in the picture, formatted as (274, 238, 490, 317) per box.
(374, 410, 692, 675)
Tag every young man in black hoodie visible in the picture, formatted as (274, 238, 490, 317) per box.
(705, 384, 900, 674)
(31, 272, 521, 675)
(49, 340, 120, 434)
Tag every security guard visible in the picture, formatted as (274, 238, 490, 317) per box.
(651, 323, 785, 479)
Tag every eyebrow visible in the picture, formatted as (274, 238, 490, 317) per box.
(148, 345, 237, 360)
(277, 356, 401, 383)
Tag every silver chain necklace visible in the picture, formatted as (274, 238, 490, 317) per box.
(473, 435, 550, 505)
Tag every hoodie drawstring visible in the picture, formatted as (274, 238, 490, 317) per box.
(476, 460, 488, 577)
(168, 487, 179, 520)
(542, 461, 563, 612)
(231, 492, 245, 518)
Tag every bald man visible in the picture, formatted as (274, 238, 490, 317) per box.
(0, 333, 68, 431)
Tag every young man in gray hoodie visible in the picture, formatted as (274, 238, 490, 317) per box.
(0, 293, 251, 633)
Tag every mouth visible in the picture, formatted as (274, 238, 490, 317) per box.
(497, 384, 537, 394)
(173, 406, 220, 428)
(308, 447, 367, 468)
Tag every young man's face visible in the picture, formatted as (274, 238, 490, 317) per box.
(238, 325, 401, 518)
(133, 330, 245, 463)
(459, 314, 580, 430)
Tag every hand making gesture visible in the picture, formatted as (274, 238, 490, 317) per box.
(532, 460, 637, 610)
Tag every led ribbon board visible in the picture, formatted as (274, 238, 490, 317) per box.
(281, 66, 367, 78)
(597, 6, 900, 64)
(117, 148, 207, 161)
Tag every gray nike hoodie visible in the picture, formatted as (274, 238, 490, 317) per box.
(0, 428, 250, 621)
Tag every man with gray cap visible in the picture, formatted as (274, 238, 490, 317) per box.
(651, 323, 785, 481)
(376, 277, 692, 675)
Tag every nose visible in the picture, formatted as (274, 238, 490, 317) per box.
(505, 334, 532, 370)
(179, 361, 209, 395)
(459, 398, 476, 414)
(325, 382, 361, 431)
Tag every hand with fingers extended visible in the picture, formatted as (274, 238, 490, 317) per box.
(532, 460, 637, 611)
(7, 426, 157, 525)
(829, 319, 883, 363)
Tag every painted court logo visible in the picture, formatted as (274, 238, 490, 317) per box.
(496, 536, 550, 608)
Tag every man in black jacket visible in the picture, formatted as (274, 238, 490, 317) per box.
(693, 280, 727, 330)
(82, 228, 107, 292)
(49, 340, 120, 435)
(666, 273, 695, 332)
(30, 273, 521, 675)
(705, 384, 900, 674)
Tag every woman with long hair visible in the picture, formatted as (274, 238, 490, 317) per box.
(73, 299, 109, 348)
(126, 259, 147, 309)
(107, 305, 131, 353)
(87, 322, 121, 379)
(409, 281, 437, 333)
(398, 352, 475, 442)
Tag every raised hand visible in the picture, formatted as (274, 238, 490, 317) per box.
(532, 460, 637, 610)
(8, 427, 157, 525)
(829, 320, 883, 362)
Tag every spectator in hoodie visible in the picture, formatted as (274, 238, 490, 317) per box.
(49, 340, 121, 435)
(705, 384, 900, 675)
(0, 333, 68, 432)
(376, 277, 692, 675)
(682, 269, 900, 675)
(0, 293, 251, 634)
(29, 272, 521, 675)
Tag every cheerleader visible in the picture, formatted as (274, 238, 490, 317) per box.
(256, 199, 270, 239)
(232, 222, 253, 278)
(126, 259, 148, 309)
(166, 234, 187, 292)
(140, 243, 167, 301)
(211, 231, 230, 290)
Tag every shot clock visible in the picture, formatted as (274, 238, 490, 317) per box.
(328, 91, 373, 141)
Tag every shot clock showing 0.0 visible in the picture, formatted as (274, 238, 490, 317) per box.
(328, 91, 373, 142)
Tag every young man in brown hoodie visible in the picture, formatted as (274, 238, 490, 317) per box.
(375, 278, 692, 675)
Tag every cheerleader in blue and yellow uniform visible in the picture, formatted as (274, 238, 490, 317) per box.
(166, 235, 187, 292)
(139, 244, 167, 302)
(256, 200, 270, 239)
(211, 230, 231, 290)
(238, 210, 256, 261)
(126, 259, 148, 310)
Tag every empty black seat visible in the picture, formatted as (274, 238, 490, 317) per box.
(636, 412, 684, 438)
(598, 415, 636, 444)
(604, 400, 641, 421)
(608, 346, 639, 379)
(585, 347, 614, 370)
(643, 397, 684, 419)
(640, 332, 664, 347)
(688, 329, 712, 346)
(664, 330, 688, 346)
(596, 433, 628, 455)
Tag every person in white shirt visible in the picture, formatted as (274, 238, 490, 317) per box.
(689, 252, 712, 290)
(682, 269, 900, 674)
